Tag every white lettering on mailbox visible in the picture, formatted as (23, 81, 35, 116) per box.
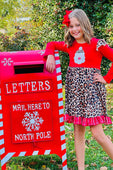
(36, 131, 51, 139)
(15, 133, 34, 141)
(5, 80, 52, 94)
(12, 83, 18, 93)
(11, 101, 53, 143)
(45, 80, 51, 90)
(14, 131, 51, 142)
(12, 102, 50, 111)
(31, 81, 37, 91)
(5, 84, 11, 94)
(18, 82, 24, 92)
(38, 81, 44, 91)
(25, 82, 31, 92)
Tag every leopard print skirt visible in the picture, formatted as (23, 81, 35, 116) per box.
(64, 67, 112, 126)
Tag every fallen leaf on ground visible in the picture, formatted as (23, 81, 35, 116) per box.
(65, 125, 71, 130)
(107, 135, 111, 140)
(100, 166, 108, 170)
(111, 163, 113, 167)
(85, 164, 89, 168)
(50, 156, 56, 163)
(29, 161, 37, 165)
(70, 150, 75, 153)
(72, 158, 77, 161)
(103, 126, 107, 130)
(57, 164, 62, 169)
(6, 166, 11, 170)
(91, 162, 97, 166)
(65, 131, 73, 134)
(6, 160, 12, 164)
(50, 159, 56, 163)
(65, 137, 69, 140)
(103, 157, 109, 161)
(91, 136, 95, 140)
(28, 167, 35, 170)
(85, 139, 90, 145)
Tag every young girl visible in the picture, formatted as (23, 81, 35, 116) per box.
(43, 9, 113, 170)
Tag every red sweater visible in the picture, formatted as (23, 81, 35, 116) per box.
(44, 38, 113, 83)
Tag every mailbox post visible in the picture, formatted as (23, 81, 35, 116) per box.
(0, 50, 67, 170)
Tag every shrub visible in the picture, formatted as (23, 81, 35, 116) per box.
(0, 0, 112, 84)
(0, 29, 30, 52)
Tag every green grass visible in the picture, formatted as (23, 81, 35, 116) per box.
(0, 84, 113, 170)
(5, 155, 62, 170)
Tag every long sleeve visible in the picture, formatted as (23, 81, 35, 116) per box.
(103, 63, 113, 83)
(43, 41, 69, 60)
(97, 39, 113, 83)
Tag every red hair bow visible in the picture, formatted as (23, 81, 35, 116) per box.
(62, 10, 72, 27)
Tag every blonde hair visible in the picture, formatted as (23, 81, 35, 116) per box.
(64, 9, 94, 47)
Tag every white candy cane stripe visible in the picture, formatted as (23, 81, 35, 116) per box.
(57, 83, 62, 89)
(0, 139, 4, 145)
(60, 117, 64, 123)
(0, 130, 4, 136)
(59, 109, 64, 115)
(54, 53, 59, 57)
(0, 96, 1, 101)
(0, 121, 3, 127)
(63, 165, 68, 170)
(1, 152, 15, 166)
(59, 101, 63, 107)
(0, 114, 3, 119)
(19, 152, 26, 156)
(32, 151, 39, 155)
(55, 60, 60, 65)
(57, 75, 62, 81)
(61, 134, 65, 141)
(61, 143, 66, 151)
(0, 147, 5, 155)
(60, 125, 65, 132)
(0, 104, 2, 110)
(55, 51, 67, 169)
(56, 67, 61, 73)
(58, 93, 63, 99)
(44, 150, 51, 155)
(62, 153, 67, 162)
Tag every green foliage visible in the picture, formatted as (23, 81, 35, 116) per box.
(0, 0, 20, 28)
(6, 155, 62, 170)
(0, 30, 30, 51)
(0, 0, 112, 83)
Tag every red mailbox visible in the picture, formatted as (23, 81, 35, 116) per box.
(0, 50, 67, 170)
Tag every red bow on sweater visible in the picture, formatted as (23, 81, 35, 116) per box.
(62, 10, 72, 27)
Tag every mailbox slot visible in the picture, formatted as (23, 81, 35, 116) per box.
(14, 64, 44, 74)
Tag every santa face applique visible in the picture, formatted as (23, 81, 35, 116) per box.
(74, 47, 85, 64)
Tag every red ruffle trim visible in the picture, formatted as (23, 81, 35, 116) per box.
(64, 114, 112, 126)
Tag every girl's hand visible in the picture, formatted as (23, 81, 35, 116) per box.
(46, 55, 56, 73)
(93, 73, 107, 84)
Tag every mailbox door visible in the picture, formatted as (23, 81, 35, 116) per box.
(1, 73, 62, 156)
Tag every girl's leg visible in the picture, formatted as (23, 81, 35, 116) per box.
(74, 124, 86, 170)
(90, 124, 113, 160)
